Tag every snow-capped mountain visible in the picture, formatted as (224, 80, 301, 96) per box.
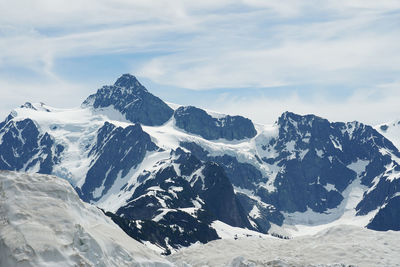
(1, 74, 400, 253)
(0, 170, 171, 267)
(82, 74, 173, 126)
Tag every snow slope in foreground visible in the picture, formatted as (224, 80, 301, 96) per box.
(169, 225, 400, 267)
(0, 170, 171, 267)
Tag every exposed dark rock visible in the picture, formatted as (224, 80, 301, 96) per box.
(117, 165, 194, 220)
(83, 74, 173, 126)
(180, 141, 264, 190)
(79, 121, 158, 202)
(367, 196, 400, 231)
(118, 148, 253, 229)
(195, 161, 254, 229)
(174, 106, 257, 140)
(0, 118, 62, 174)
(113, 148, 255, 252)
(182, 111, 400, 220)
(356, 169, 400, 216)
(380, 124, 389, 131)
(20, 102, 37, 110)
(258, 112, 400, 213)
(105, 209, 218, 255)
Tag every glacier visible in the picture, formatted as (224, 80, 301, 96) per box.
(0, 170, 172, 267)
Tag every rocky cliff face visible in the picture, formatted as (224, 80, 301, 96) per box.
(83, 74, 173, 126)
(255, 111, 400, 214)
(174, 106, 257, 140)
(0, 115, 63, 174)
(78, 121, 158, 202)
(113, 148, 253, 253)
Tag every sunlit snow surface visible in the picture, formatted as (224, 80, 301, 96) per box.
(0, 170, 171, 267)
(169, 225, 400, 267)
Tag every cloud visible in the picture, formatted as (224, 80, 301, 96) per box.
(137, 6, 400, 90)
(0, 77, 91, 119)
(0, 0, 399, 124)
(201, 81, 400, 125)
(138, 34, 400, 89)
(2, 0, 399, 85)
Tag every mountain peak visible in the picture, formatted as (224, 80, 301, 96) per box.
(83, 74, 173, 126)
(114, 73, 143, 89)
(280, 111, 299, 120)
(277, 111, 305, 126)
(20, 102, 37, 110)
(278, 111, 325, 125)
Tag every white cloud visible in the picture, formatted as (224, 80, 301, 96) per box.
(1, 0, 399, 86)
(0, 78, 91, 119)
(0, 0, 399, 124)
(137, 7, 400, 89)
(202, 82, 400, 125)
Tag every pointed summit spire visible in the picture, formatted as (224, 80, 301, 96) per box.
(114, 73, 141, 88)
(82, 74, 173, 126)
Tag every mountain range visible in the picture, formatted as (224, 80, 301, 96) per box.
(1, 73, 399, 254)
(3, 170, 399, 267)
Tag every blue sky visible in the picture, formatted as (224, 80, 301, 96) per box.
(1, 0, 400, 124)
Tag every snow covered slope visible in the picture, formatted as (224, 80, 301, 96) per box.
(376, 119, 400, 150)
(0, 170, 171, 267)
(1, 74, 400, 254)
(169, 225, 400, 267)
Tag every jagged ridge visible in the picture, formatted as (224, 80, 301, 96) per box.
(0, 74, 400, 254)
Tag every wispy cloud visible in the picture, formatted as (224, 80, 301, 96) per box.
(201, 81, 400, 125)
(0, 78, 89, 117)
(137, 4, 400, 90)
